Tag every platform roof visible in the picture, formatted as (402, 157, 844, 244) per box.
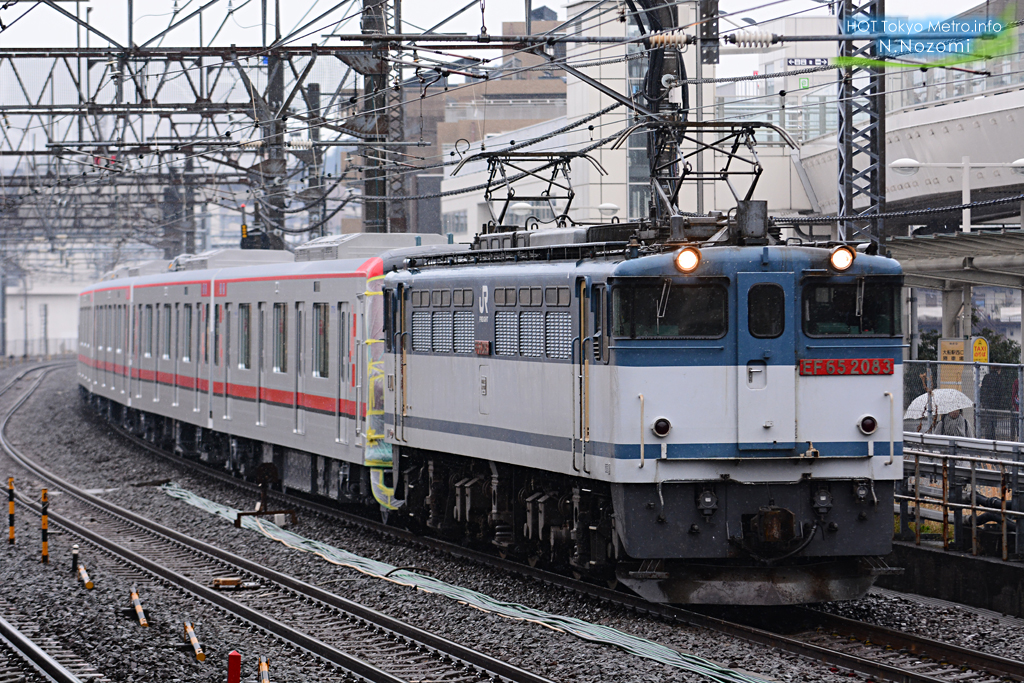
(886, 230, 1024, 289)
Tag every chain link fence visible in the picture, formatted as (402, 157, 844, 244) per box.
(904, 361, 1022, 441)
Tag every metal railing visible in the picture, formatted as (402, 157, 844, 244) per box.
(898, 432, 1022, 560)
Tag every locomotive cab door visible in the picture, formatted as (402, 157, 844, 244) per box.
(736, 272, 796, 451)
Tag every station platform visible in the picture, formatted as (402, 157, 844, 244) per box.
(878, 540, 1024, 618)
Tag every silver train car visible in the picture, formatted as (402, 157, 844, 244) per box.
(78, 228, 903, 605)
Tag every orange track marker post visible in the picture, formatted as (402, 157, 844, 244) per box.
(7, 477, 14, 544)
(183, 621, 205, 662)
(40, 489, 48, 564)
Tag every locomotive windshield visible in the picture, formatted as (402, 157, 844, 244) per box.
(802, 279, 901, 337)
(613, 280, 727, 339)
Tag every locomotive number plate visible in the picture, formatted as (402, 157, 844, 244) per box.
(799, 358, 894, 376)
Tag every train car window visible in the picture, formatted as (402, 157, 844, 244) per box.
(494, 288, 505, 306)
(545, 312, 572, 359)
(453, 290, 463, 306)
(213, 304, 221, 366)
(748, 284, 785, 339)
(313, 303, 329, 377)
(803, 280, 901, 337)
(144, 305, 154, 357)
(224, 304, 231, 369)
(430, 290, 452, 307)
(201, 304, 209, 364)
(163, 305, 172, 359)
(239, 304, 252, 370)
(495, 311, 519, 355)
(495, 288, 515, 306)
(273, 303, 287, 373)
(594, 285, 608, 362)
(463, 289, 473, 307)
(546, 287, 571, 306)
(612, 282, 728, 339)
(520, 311, 544, 356)
(183, 304, 192, 362)
(431, 311, 454, 352)
(411, 311, 431, 352)
(338, 302, 349, 381)
(454, 311, 475, 353)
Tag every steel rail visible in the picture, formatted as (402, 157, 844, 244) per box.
(5, 374, 554, 683)
(0, 615, 83, 683)
(795, 608, 1024, 682)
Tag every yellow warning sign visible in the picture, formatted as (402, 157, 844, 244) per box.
(972, 337, 989, 363)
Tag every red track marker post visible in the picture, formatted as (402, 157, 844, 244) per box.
(7, 477, 13, 544)
(227, 650, 241, 683)
(40, 489, 48, 563)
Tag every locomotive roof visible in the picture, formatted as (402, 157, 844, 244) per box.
(382, 244, 902, 281)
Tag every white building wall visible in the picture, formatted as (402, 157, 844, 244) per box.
(5, 282, 80, 357)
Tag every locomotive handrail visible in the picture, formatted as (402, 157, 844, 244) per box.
(884, 391, 894, 465)
(638, 393, 645, 469)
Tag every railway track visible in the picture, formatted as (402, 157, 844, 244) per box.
(1, 368, 553, 683)
(0, 609, 105, 683)
(71, 391, 1024, 683)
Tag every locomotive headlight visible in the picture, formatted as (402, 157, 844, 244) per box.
(675, 247, 701, 273)
(857, 414, 878, 435)
(829, 245, 856, 271)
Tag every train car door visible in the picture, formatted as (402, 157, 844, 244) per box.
(294, 302, 305, 434)
(736, 272, 796, 450)
(194, 302, 204, 412)
(573, 279, 591, 472)
(336, 301, 350, 444)
(223, 303, 231, 419)
(257, 302, 266, 425)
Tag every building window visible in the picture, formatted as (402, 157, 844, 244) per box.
(442, 210, 468, 234)
(273, 303, 287, 373)
(313, 303, 329, 377)
(238, 303, 251, 369)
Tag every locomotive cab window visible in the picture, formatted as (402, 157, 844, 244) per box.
(613, 280, 727, 339)
(748, 284, 785, 339)
(803, 279, 901, 337)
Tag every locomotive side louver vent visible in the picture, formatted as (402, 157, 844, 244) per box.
(411, 312, 431, 352)
(495, 311, 519, 356)
(519, 312, 544, 357)
(431, 312, 454, 353)
(454, 312, 475, 353)
(545, 312, 572, 359)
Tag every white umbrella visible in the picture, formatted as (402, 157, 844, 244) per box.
(904, 388, 974, 419)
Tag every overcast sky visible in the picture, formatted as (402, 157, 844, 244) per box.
(0, 0, 987, 79)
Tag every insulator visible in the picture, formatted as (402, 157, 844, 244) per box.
(240, 138, 263, 149)
(288, 139, 313, 150)
(729, 30, 775, 48)
(648, 31, 692, 47)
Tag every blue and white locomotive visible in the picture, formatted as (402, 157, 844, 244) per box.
(78, 219, 903, 605)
